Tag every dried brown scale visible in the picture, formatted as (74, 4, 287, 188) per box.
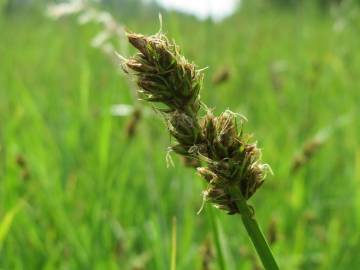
(291, 138, 323, 173)
(181, 156, 201, 168)
(125, 108, 142, 138)
(122, 32, 269, 215)
(267, 218, 279, 246)
(212, 67, 230, 86)
(16, 155, 26, 168)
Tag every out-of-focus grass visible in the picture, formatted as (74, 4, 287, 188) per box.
(1, 4, 360, 269)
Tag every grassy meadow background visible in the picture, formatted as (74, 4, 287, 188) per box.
(1, 0, 360, 269)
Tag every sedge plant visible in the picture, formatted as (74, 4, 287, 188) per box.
(120, 31, 280, 270)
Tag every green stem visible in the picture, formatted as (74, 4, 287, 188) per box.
(230, 188, 279, 270)
(207, 205, 227, 270)
(170, 216, 177, 270)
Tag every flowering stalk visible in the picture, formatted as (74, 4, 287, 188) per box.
(121, 31, 279, 269)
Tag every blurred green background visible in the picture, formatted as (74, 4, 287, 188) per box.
(1, 0, 360, 269)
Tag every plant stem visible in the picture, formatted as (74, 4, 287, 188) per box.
(207, 205, 227, 270)
(171, 216, 177, 270)
(230, 188, 279, 270)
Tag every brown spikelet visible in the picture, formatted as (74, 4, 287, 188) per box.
(212, 66, 230, 86)
(182, 156, 201, 168)
(267, 218, 278, 245)
(16, 155, 26, 168)
(125, 108, 142, 138)
(15, 154, 30, 181)
(291, 138, 323, 173)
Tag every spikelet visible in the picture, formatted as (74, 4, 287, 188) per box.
(15, 154, 30, 181)
(197, 111, 268, 214)
(122, 32, 270, 215)
(267, 217, 279, 246)
(212, 66, 230, 86)
(124, 33, 203, 115)
(291, 138, 323, 173)
(290, 113, 352, 174)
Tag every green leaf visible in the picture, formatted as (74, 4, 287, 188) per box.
(0, 201, 24, 251)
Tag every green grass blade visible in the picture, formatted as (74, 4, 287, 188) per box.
(0, 201, 24, 251)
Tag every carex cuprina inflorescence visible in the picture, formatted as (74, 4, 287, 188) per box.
(121, 32, 270, 215)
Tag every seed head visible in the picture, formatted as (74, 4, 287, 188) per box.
(197, 112, 268, 214)
(122, 31, 270, 215)
(123, 33, 203, 115)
